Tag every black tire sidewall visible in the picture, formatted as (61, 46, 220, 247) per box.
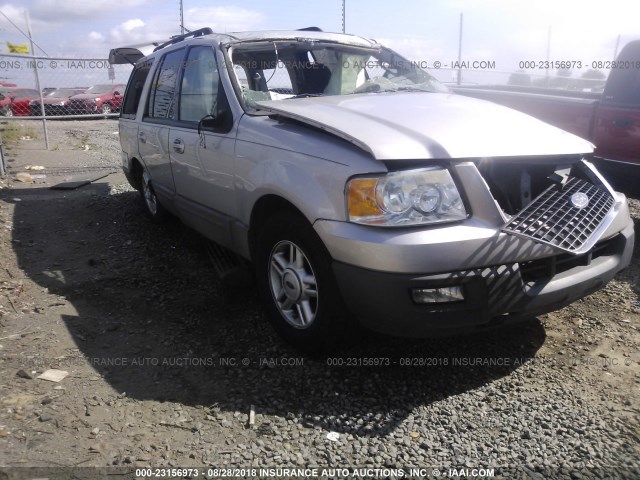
(256, 212, 343, 351)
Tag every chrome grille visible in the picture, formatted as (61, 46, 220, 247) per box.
(502, 177, 615, 254)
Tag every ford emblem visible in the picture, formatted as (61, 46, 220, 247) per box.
(570, 192, 589, 209)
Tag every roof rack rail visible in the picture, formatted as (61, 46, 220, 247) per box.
(297, 27, 323, 32)
(153, 27, 214, 52)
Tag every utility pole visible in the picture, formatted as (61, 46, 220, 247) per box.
(342, 0, 345, 33)
(180, 0, 185, 34)
(545, 26, 551, 87)
(25, 9, 49, 149)
(613, 34, 621, 60)
(457, 13, 463, 85)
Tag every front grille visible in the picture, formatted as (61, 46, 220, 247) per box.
(68, 100, 90, 114)
(502, 177, 615, 254)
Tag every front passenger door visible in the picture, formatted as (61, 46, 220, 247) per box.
(169, 45, 237, 248)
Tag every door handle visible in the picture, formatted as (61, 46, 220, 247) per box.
(173, 138, 185, 154)
(612, 117, 633, 128)
(138, 131, 146, 143)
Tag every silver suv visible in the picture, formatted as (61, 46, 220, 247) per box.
(113, 28, 634, 350)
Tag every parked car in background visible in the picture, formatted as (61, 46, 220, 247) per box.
(455, 40, 640, 173)
(0, 86, 13, 98)
(0, 87, 40, 116)
(29, 88, 87, 116)
(68, 83, 125, 115)
(113, 28, 634, 351)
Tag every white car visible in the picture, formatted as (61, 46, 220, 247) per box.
(112, 28, 634, 351)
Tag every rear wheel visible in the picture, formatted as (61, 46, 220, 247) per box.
(256, 211, 347, 352)
(140, 168, 167, 221)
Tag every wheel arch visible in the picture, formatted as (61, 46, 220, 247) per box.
(127, 156, 144, 191)
(248, 195, 310, 260)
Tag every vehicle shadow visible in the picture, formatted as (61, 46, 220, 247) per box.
(6, 184, 545, 437)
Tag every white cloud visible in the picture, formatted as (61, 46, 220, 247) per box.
(88, 31, 104, 42)
(108, 18, 151, 45)
(0, 3, 53, 53)
(30, 0, 150, 21)
(121, 19, 145, 32)
(94, 6, 266, 51)
(0, 3, 22, 22)
(183, 6, 265, 33)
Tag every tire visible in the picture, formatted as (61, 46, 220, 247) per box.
(139, 168, 167, 221)
(255, 211, 348, 352)
(4, 107, 13, 117)
(101, 103, 112, 114)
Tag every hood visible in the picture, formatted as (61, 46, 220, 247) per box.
(256, 92, 594, 160)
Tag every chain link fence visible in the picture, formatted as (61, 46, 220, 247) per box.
(0, 53, 132, 152)
(0, 53, 133, 118)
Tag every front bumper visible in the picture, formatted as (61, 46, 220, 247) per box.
(327, 218, 634, 337)
(30, 104, 70, 116)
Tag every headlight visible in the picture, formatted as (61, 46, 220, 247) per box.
(347, 167, 467, 226)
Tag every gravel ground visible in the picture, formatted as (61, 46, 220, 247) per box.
(0, 120, 638, 479)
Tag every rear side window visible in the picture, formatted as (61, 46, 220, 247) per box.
(147, 49, 185, 119)
(122, 60, 153, 119)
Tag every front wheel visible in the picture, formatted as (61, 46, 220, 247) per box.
(256, 212, 348, 352)
(101, 103, 112, 114)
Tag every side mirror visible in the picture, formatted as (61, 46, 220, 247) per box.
(113, 91, 121, 96)
(199, 110, 232, 133)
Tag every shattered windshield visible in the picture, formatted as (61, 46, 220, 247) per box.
(227, 41, 448, 110)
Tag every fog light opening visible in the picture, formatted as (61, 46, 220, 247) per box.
(412, 286, 464, 304)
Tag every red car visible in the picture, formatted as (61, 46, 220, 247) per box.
(67, 84, 125, 115)
(0, 87, 40, 116)
(29, 88, 87, 116)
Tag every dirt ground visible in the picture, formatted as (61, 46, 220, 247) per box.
(0, 120, 638, 479)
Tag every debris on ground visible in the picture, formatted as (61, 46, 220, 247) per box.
(37, 369, 69, 383)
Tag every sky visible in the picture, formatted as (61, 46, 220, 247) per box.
(0, 0, 639, 87)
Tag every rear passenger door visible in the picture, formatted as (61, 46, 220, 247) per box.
(138, 48, 186, 205)
(168, 45, 237, 248)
